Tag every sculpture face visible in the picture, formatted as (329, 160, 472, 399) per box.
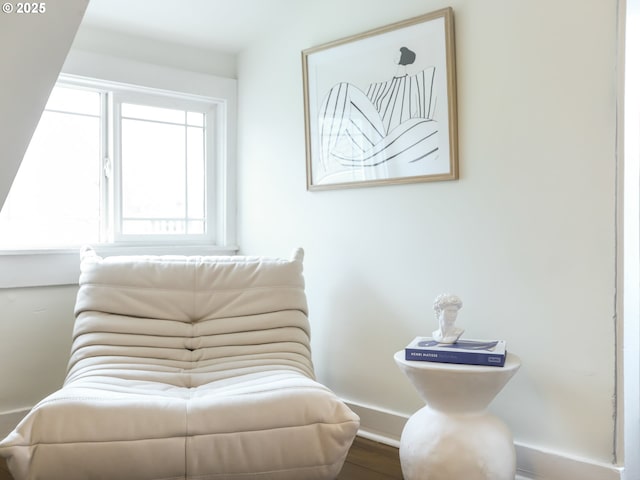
(439, 306, 459, 334)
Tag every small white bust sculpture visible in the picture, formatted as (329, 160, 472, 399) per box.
(432, 293, 464, 344)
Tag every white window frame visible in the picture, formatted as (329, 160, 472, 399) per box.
(0, 55, 238, 288)
(110, 87, 219, 245)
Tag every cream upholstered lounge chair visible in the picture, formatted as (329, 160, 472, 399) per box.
(0, 248, 359, 480)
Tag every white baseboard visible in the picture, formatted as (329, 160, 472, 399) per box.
(345, 400, 405, 448)
(0, 408, 29, 438)
(514, 442, 623, 480)
(344, 400, 623, 480)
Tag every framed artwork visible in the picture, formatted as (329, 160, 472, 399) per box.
(302, 8, 458, 191)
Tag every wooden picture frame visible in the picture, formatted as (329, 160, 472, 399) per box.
(302, 8, 458, 191)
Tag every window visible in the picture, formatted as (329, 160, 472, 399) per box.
(0, 86, 101, 248)
(0, 77, 223, 249)
(118, 102, 207, 237)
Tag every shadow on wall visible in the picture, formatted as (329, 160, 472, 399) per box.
(308, 269, 422, 412)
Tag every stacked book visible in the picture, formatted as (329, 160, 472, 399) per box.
(404, 336, 507, 367)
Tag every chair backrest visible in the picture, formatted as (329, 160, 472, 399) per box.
(66, 248, 313, 386)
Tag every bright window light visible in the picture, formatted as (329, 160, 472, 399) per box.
(0, 81, 220, 250)
(0, 88, 101, 248)
(120, 105, 206, 236)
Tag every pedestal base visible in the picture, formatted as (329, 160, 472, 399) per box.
(394, 351, 521, 480)
(400, 405, 516, 480)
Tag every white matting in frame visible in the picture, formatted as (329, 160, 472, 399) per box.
(302, 8, 459, 191)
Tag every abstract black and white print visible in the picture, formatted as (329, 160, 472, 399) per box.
(303, 9, 457, 189)
(318, 47, 439, 184)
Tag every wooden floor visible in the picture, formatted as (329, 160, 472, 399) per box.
(0, 455, 10, 480)
(338, 436, 403, 479)
(0, 436, 401, 480)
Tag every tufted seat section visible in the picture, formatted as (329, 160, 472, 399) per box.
(0, 248, 359, 480)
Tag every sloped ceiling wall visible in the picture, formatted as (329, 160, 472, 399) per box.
(0, 0, 89, 210)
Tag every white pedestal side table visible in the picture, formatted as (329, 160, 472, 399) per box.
(394, 351, 521, 480)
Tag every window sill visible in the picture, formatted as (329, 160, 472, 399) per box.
(0, 244, 239, 288)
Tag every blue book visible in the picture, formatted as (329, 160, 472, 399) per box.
(405, 336, 507, 367)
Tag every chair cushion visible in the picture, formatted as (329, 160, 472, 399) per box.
(0, 248, 359, 479)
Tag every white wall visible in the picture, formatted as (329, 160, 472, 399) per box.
(237, 0, 619, 469)
(0, 287, 77, 412)
(71, 25, 237, 78)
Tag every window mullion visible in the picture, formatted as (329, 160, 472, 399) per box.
(100, 91, 112, 243)
(184, 115, 189, 235)
(111, 94, 124, 242)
